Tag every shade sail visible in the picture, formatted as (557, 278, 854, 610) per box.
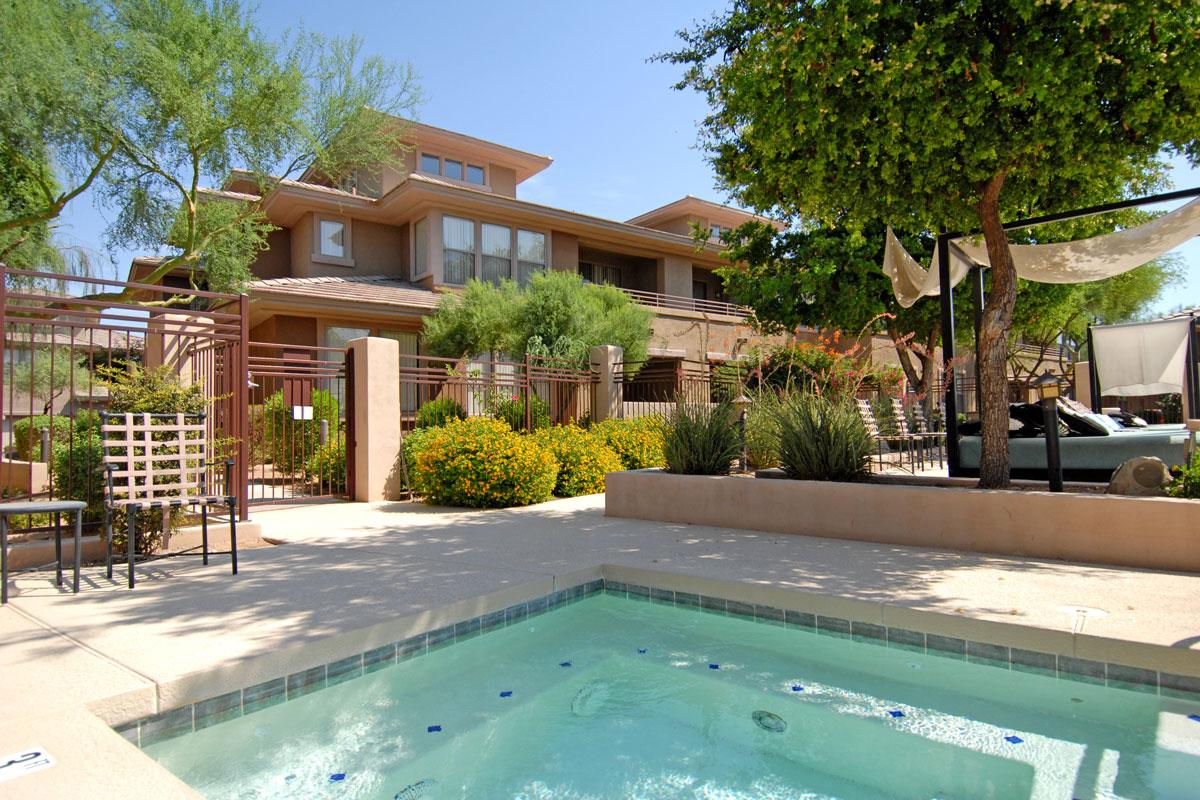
(883, 197, 1200, 307)
(1091, 317, 1191, 397)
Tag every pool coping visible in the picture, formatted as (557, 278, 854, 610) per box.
(112, 565, 1200, 751)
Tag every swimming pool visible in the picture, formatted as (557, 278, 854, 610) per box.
(142, 588, 1200, 799)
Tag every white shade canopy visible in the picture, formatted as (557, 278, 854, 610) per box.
(882, 197, 1200, 308)
(1091, 317, 1192, 397)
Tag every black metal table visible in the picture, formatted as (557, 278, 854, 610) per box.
(0, 500, 87, 604)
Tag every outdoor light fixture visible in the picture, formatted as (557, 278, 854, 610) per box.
(1034, 371, 1064, 492)
(733, 391, 752, 473)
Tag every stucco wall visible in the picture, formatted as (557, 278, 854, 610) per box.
(551, 231, 579, 272)
(490, 164, 517, 197)
(647, 310, 770, 362)
(253, 228, 292, 280)
(606, 471, 1200, 573)
(657, 255, 692, 297)
(288, 212, 405, 279)
(289, 213, 315, 278)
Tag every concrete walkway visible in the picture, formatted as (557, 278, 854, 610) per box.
(2, 494, 1200, 797)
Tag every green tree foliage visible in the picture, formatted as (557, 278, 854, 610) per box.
(1, 0, 422, 299)
(6, 347, 94, 415)
(661, 1, 1200, 486)
(422, 272, 653, 367)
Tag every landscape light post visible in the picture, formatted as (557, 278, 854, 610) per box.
(1035, 371, 1064, 492)
(733, 391, 752, 473)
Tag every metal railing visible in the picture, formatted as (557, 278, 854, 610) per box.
(614, 358, 742, 419)
(619, 288, 749, 318)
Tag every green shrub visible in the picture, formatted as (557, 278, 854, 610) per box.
(486, 389, 550, 431)
(590, 416, 666, 470)
(413, 417, 557, 508)
(415, 396, 466, 428)
(261, 389, 340, 472)
(870, 396, 900, 437)
(303, 438, 346, 493)
(102, 364, 206, 415)
(532, 425, 623, 497)
(1169, 453, 1200, 499)
(662, 402, 741, 476)
(777, 394, 872, 482)
(12, 415, 72, 461)
(400, 426, 439, 484)
(745, 390, 783, 469)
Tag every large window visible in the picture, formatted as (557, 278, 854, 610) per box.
(420, 153, 487, 187)
(413, 218, 428, 276)
(692, 280, 708, 301)
(481, 223, 512, 284)
(319, 219, 346, 258)
(420, 153, 440, 174)
(443, 159, 463, 181)
(442, 215, 475, 284)
(466, 165, 486, 185)
(517, 230, 546, 287)
(580, 262, 621, 287)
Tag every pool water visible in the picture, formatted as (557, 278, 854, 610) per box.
(145, 595, 1200, 799)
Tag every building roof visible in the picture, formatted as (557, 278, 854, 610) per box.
(247, 275, 441, 311)
(626, 195, 784, 230)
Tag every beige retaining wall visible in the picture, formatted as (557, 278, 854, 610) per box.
(605, 471, 1200, 573)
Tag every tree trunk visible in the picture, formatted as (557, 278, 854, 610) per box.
(976, 173, 1019, 488)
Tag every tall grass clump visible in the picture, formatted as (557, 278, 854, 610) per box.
(662, 401, 741, 475)
(745, 389, 784, 469)
(777, 394, 872, 482)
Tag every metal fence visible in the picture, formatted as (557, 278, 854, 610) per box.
(614, 358, 742, 419)
(399, 352, 594, 431)
(0, 265, 250, 536)
(246, 341, 351, 505)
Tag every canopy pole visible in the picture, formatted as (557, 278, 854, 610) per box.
(938, 233, 962, 476)
(1187, 314, 1200, 421)
(1085, 324, 1101, 412)
(971, 267, 985, 413)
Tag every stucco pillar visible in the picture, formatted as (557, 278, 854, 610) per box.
(590, 344, 623, 422)
(349, 336, 402, 502)
(143, 314, 214, 386)
(1074, 361, 1091, 408)
(656, 255, 693, 299)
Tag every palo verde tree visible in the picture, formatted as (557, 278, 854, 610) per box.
(1, 0, 422, 301)
(661, 0, 1200, 486)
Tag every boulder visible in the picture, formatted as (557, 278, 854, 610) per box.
(1106, 457, 1172, 497)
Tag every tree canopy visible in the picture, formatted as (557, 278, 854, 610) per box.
(422, 272, 654, 368)
(662, 0, 1200, 486)
(0, 0, 422, 298)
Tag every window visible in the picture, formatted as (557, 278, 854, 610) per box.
(420, 153, 440, 174)
(516, 230, 546, 287)
(379, 330, 420, 413)
(420, 152, 487, 187)
(442, 215, 475, 284)
(413, 218, 429, 276)
(319, 219, 346, 258)
(444, 159, 463, 181)
(709, 224, 732, 241)
(579, 262, 621, 287)
(692, 280, 708, 301)
(481, 223, 512, 284)
(467, 164, 485, 185)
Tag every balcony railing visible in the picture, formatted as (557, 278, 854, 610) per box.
(620, 288, 749, 318)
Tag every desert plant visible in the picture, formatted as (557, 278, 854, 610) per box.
(303, 437, 346, 493)
(532, 425, 623, 497)
(11, 415, 72, 461)
(415, 396, 466, 429)
(413, 417, 557, 508)
(870, 395, 900, 437)
(1169, 453, 1200, 500)
(261, 389, 340, 472)
(776, 394, 872, 482)
(485, 389, 550, 431)
(590, 416, 666, 470)
(50, 433, 106, 521)
(101, 364, 206, 415)
(743, 389, 784, 469)
(662, 402, 741, 476)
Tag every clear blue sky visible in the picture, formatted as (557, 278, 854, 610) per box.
(57, 0, 1199, 314)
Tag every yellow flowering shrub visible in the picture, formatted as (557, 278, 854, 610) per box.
(413, 417, 558, 508)
(589, 416, 666, 470)
(532, 425, 623, 497)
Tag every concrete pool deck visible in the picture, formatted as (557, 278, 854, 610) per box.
(2, 494, 1200, 797)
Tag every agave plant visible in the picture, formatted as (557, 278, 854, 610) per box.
(662, 401, 741, 475)
(776, 393, 872, 482)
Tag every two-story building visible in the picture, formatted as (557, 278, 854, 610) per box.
(133, 119, 787, 371)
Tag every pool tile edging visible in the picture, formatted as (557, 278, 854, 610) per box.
(115, 576, 1200, 749)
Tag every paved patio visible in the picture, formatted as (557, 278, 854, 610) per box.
(2, 494, 1200, 797)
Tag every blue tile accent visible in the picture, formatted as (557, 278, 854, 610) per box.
(708, 663, 720, 670)
(1106, 663, 1158, 694)
(363, 643, 396, 674)
(726, 600, 755, 619)
(755, 605, 785, 626)
(242, 677, 286, 715)
(329, 773, 346, 782)
(603, 581, 628, 597)
(527, 595, 549, 616)
(1004, 735, 1023, 744)
(887, 710, 905, 718)
(454, 617, 481, 641)
(396, 634, 426, 661)
(326, 654, 363, 687)
(791, 685, 804, 692)
(637, 647, 647, 654)
(139, 706, 194, 747)
(626, 584, 651, 602)
(886, 627, 925, 652)
(194, 690, 242, 730)
(816, 616, 851, 638)
(286, 665, 327, 699)
(851, 621, 886, 642)
(1059, 656, 1106, 685)
(1160, 672, 1200, 700)
(1010, 648, 1056, 677)
(114, 721, 140, 747)
(785, 610, 815, 629)
(427, 725, 442, 733)
(674, 591, 700, 608)
(925, 634, 966, 659)
(699, 595, 727, 614)
(505, 602, 529, 625)
(425, 625, 455, 651)
(499, 690, 513, 698)
(548, 589, 570, 609)
(480, 609, 507, 633)
(966, 641, 1011, 668)
(650, 587, 674, 605)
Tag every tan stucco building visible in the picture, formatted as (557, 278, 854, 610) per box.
(134, 119, 785, 367)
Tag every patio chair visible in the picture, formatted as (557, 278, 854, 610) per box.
(908, 403, 946, 469)
(854, 399, 890, 472)
(101, 412, 238, 589)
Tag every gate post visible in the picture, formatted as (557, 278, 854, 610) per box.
(237, 294, 250, 519)
(589, 345, 623, 422)
(348, 337, 402, 501)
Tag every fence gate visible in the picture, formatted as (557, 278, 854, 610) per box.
(246, 341, 352, 505)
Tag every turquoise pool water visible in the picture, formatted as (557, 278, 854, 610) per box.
(145, 595, 1200, 799)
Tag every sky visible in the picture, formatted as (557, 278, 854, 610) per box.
(56, 0, 1200, 315)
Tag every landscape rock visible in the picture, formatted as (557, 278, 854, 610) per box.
(1106, 457, 1172, 497)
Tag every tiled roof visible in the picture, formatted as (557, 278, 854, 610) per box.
(247, 275, 441, 310)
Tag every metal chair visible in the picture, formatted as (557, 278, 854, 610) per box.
(909, 404, 946, 469)
(854, 399, 890, 472)
(101, 412, 238, 589)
